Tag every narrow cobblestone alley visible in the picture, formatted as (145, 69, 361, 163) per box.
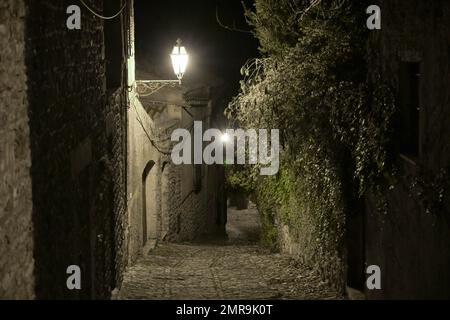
(3, 0, 450, 303)
(119, 204, 342, 300)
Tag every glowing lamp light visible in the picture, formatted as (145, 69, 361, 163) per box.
(135, 39, 189, 96)
(170, 39, 189, 82)
(221, 133, 230, 144)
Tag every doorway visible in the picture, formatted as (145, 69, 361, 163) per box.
(142, 161, 158, 247)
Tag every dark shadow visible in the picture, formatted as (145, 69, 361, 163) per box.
(25, 0, 126, 299)
(142, 160, 156, 246)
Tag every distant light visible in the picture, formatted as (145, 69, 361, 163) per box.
(221, 133, 230, 143)
(170, 39, 189, 81)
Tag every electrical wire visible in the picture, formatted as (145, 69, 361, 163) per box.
(79, 0, 127, 20)
(132, 99, 173, 155)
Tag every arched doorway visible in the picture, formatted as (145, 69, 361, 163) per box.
(142, 160, 158, 247)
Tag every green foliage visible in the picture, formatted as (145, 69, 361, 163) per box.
(226, 0, 371, 289)
(225, 0, 450, 289)
(243, 0, 303, 55)
(225, 164, 257, 195)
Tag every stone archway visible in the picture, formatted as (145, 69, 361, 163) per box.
(142, 160, 158, 247)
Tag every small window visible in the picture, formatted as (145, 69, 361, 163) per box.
(104, 0, 124, 91)
(398, 61, 420, 157)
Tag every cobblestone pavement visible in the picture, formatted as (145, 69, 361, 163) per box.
(119, 205, 342, 300)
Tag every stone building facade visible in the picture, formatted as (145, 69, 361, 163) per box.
(27, 0, 129, 299)
(125, 0, 226, 265)
(1, 0, 129, 299)
(127, 53, 227, 265)
(1, 0, 226, 299)
(362, 0, 450, 299)
(0, 0, 34, 299)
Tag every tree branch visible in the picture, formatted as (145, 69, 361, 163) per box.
(216, 5, 252, 34)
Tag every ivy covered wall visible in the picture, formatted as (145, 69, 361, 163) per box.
(226, 0, 450, 297)
(226, 0, 370, 291)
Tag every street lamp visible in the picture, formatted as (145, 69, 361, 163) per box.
(171, 39, 189, 81)
(136, 39, 189, 97)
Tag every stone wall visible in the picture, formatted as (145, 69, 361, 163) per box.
(105, 90, 128, 295)
(126, 92, 227, 264)
(125, 0, 226, 263)
(25, 0, 128, 299)
(163, 99, 227, 242)
(365, 0, 450, 299)
(126, 95, 164, 263)
(259, 184, 346, 293)
(163, 163, 225, 242)
(0, 0, 35, 299)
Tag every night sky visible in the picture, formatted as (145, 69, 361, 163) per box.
(135, 0, 259, 98)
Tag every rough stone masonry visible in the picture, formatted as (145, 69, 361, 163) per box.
(1, 0, 129, 299)
(0, 0, 35, 299)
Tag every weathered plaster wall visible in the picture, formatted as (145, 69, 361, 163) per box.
(126, 95, 164, 262)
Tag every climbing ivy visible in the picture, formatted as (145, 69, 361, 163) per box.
(225, 164, 257, 196)
(225, 0, 450, 289)
(225, 0, 368, 289)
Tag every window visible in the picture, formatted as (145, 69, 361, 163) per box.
(398, 61, 421, 157)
